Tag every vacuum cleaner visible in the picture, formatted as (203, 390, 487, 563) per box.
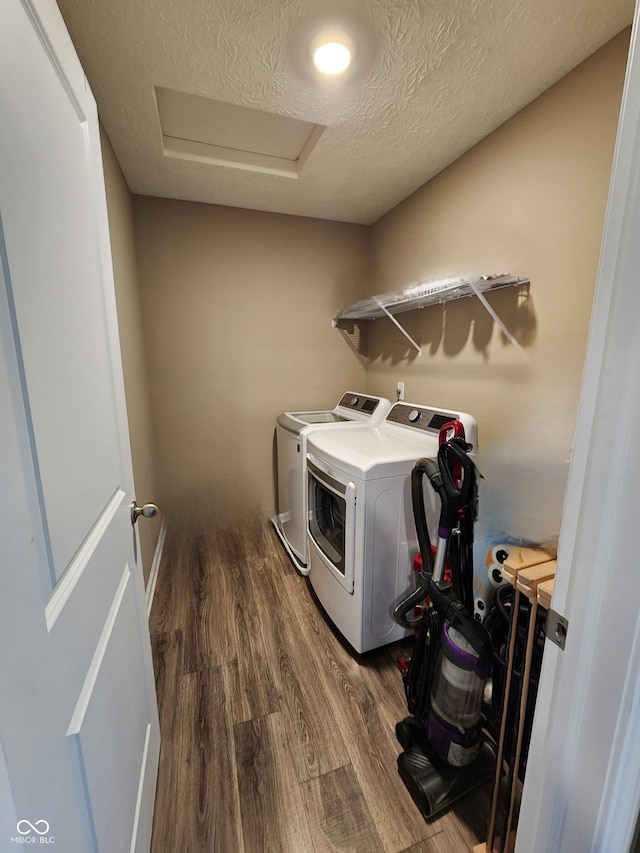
(393, 423, 495, 821)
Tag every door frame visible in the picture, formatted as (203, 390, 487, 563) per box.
(517, 6, 640, 851)
(0, 0, 159, 847)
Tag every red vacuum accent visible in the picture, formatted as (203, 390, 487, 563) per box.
(396, 657, 410, 674)
(438, 420, 465, 488)
(413, 549, 452, 586)
(438, 419, 465, 444)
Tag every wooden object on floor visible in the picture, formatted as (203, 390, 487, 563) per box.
(485, 555, 556, 853)
(537, 578, 554, 610)
(515, 560, 557, 596)
(501, 547, 556, 587)
(148, 513, 490, 852)
(486, 550, 554, 850)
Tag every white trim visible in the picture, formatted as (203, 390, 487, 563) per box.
(146, 521, 166, 619)
(45, 489, 126, 631)
(129, 722, 152, 853)
(0, 741, 17, 834)
(517, 7, 640, 851)
(67, 566, 131, 736)
(597, 615, 640, 851)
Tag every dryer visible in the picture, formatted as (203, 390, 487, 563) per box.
(273, 391, 391, 574)
(306, 402, 478, 654)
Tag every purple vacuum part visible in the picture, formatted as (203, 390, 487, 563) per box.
(426, 708, 482, 767)
(426, 621, 491, 767)
(441, 623, 492, 678)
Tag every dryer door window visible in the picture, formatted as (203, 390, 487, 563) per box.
(307, 460, 355, 593)
(310, 479, 346, 571)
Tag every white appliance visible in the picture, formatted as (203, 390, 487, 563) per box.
(306, 402, 478, 654)
(273, 392, 392, 574)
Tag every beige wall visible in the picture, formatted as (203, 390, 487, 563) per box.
(364, 30, 629, 550)
(131, 197, 368, 525)
(122, 30, 628, 550)
(101, 127, 161, 584)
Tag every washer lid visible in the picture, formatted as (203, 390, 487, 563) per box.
(279, 392, 391, 435)
(306, 424, 440, 480)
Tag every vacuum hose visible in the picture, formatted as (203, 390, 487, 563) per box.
(395, 438, 478, 629)
(436, 438, 478, 611)
(394, 458, 440, 629)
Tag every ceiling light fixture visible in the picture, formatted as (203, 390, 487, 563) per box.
(312, 41, 352, 75)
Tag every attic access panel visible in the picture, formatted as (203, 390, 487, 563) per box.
(155, 86, 325, 178)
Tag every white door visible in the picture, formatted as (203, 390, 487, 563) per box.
(0, 1, 160, 850)
(516, 4, 640, 851)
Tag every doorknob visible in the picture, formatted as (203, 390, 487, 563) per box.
(130, 501, 158, 526)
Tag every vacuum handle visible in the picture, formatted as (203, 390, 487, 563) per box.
(439, 421, 465, 489)
(436, 439, 474, 534)
(438, 419, 465, 446)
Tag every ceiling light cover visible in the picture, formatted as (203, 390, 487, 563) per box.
(313, 41, 351, 75)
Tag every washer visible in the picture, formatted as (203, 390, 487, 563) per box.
(272, 391, 391, 574)
(306, 402, 478, 654)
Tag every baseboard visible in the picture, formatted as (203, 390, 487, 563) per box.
(146, 521, 167, 619)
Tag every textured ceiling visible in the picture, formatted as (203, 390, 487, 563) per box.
(56, 0, 634, 225)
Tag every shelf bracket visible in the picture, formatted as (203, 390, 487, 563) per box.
(467, 280, 532, 363)
(374, 299, 422, 356)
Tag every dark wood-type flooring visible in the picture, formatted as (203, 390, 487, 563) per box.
(149, 514, 490, 852)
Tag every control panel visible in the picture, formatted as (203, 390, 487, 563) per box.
(385, 403, 458, 433)
(337, 393, 380, 414)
